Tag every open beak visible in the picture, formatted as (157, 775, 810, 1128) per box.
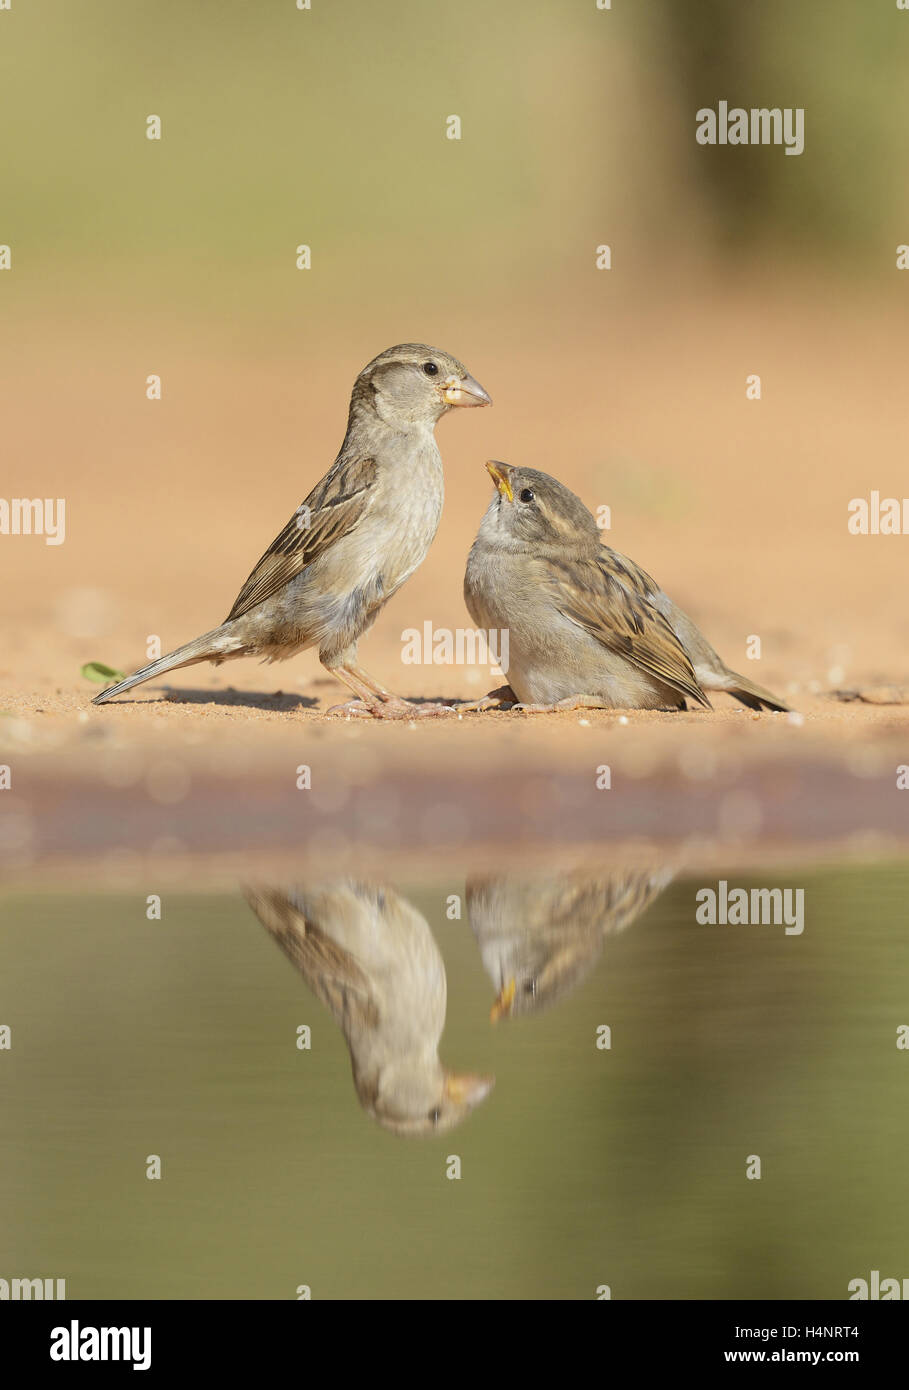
(490, 977, 516, 1023)
(444, 1072, 495, 1107)
(443, 372, 492, 408)
(486, 460, 513, 503)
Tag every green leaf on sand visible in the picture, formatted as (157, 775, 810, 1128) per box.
(81, 662, 126, 685)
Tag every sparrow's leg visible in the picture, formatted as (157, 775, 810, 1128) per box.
(325, 660, 390, 709)
(323, 659, 458, 719)
(454, 684, 518, 713)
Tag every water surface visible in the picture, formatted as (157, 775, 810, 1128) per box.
(2, 858, 907, 1299)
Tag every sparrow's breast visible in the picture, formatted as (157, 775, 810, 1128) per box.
(279, 438, 444, 658)
(464, 544, 570, 699)
(370, 441, 445, 596)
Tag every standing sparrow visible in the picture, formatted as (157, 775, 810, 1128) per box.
(245, 881, 494, 1136)
(92, 344, 491, 717)
(464, 462, 790, 712)
(467, 869, 673, 1019)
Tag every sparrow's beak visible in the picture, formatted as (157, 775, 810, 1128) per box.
(443, 1072, 495, 1107)
(443, 373, 492, 408)
(490, 977, 516, 1023)
(486, 460, 513, 503)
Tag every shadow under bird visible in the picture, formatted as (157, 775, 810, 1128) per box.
(464, 462, 790, 712)
(468, 869, 674, 1019)
(92, 344, 491, 718)
(245, 881, 494, 1136)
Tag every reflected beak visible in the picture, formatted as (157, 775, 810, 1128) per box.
(486, 460, 513, 503)
(443, 372, 492, 408)
(444, 1072, 495, 1107)
(490, 977, 516, 1023)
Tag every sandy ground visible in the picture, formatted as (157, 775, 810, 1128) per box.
(3, 282, 909, 871)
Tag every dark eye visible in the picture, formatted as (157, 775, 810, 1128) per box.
(524, 977, 538, 997)
(519, 487, 535, 503)
(422, 362, 439, 376)
(428, 1107, 441, 1124)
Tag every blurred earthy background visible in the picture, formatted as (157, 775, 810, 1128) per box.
(1, 1, 909, 771)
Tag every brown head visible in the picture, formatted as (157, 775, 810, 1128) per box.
(360, 1065, 495, 1138)
(350, 343, 492, 429)
(480, 461, 602, 556)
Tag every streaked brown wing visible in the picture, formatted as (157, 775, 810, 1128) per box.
(225, 455, 378, 622)
(244, 886, 379, 1032)
(548, 550, 711, 708)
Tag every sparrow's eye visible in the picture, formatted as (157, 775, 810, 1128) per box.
(524, 977, 538, 998)
(422, 362, 439, 376)
(428, 1107, 441, 1124)
(519, 487, 535, 503)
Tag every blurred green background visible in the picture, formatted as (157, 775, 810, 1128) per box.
(2, 859, 908, 1299)
(2, 0, 908, 317)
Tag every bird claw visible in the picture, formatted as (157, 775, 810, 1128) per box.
(453, 684, 518, 714)
(327, 692, 606, 718)
(325, 699, 375, 719)
(511, 695, 611, 714)
(455, 695, 511, 713)
(378, 700, 459, 720)
(325, 697, 459, 720)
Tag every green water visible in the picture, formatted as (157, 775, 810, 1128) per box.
(2, 861, 907, 1300)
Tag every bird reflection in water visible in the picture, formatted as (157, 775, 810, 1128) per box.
(467, 869, 674, 1020)
(244, 882, 493, 1137)
(245, 867, 673, 1134)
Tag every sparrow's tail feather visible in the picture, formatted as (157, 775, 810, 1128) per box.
(91, 626, 243, 704)
(714, 668, 791, 713)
